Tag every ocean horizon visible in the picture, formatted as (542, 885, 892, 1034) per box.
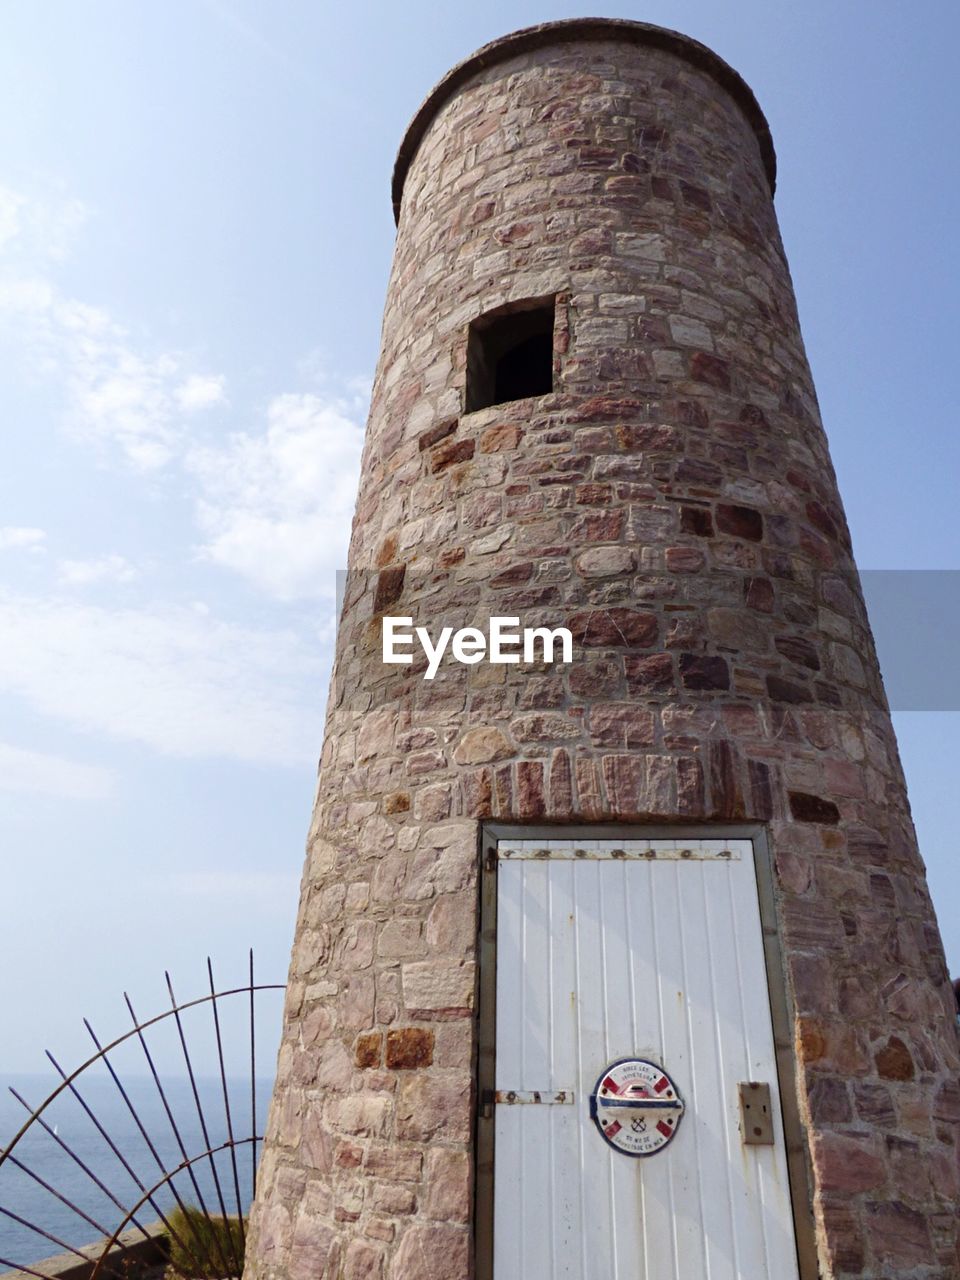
(0, 1073, 276, 1271)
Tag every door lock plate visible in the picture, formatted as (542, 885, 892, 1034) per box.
(738, 1081, 774, 1145)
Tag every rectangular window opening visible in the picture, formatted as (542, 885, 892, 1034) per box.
(465, 298, 555, 413)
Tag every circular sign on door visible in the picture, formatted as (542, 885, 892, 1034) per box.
(589, 1058, 685, 1157)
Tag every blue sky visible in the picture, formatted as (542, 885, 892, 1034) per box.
(0, 1, 957, 1077)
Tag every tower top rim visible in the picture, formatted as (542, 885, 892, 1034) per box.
(392, 18, 777, 223)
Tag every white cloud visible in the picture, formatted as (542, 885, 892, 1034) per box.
(187, 390, 365, 601)
(58, 554, 137, 587)
(0, 188, 24, 252)
(0, 189, 222, 471)
(0, 280, 208, 471)
(176, 374, 227, 412)
(0, 184, 367, 607)
(0, 526, 46, 552)
(296, 349, 371, 409)
(51, 301, 186, 469)
(0, 591, 325, 767)
(0, 740, 114, 800)
(0, 183, 88, 262)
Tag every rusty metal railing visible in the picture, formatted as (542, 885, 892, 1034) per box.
(0, 953, 283, 1280)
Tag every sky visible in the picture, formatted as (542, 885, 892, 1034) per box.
(0, 0, 958, 1080)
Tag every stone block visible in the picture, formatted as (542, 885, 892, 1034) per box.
(385, 1027, 435, 1070)
(452, 725, 513, 764)
(396, 1075, 472, 1144)
(402, 960, 475, 1016)
(864, 1200, 934, 1268)
(813, 1132, 886, 1193)
(328, 1094, 392, 1139)
(344, 1239, 385, 1279)
(388, 1224, 470, 1280)
(355, 1032, 382, 1069)
(423, 1148, 471, 1224)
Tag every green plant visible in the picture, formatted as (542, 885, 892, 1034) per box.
(166, 1205, 246, 1279)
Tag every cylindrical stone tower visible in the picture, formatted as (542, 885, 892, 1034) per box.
(246, 20, 959, 1280)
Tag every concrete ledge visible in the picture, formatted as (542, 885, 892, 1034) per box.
(0, 1222, 168, 1280)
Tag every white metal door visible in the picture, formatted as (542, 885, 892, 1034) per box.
(492, 837, 801, 1280)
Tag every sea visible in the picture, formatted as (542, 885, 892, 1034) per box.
(0, 1074, 275, 1273)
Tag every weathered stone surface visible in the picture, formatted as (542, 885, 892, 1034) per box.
(288, 1213, 340, 1280)
(328, 1095, 391, 1139)
(373, 566, 405, 615)
(388, 1224, 469, 1280)
(356, 706, 396, 763)
(417, 418, 457, 452)
(385, 1027, 435, 1070)
(512, 713, 582, 744)
(808, 1077, 852, 1125)
(354, 1032, 382, 1069)
(479, 423, 521, 453)
(716, 503, 763, 542)
(853, 1082, 896, 1128)
(422, 1149, 471, 1224)
(679, 654, 729, 691)
(376, 918, 422, 959)
(246, 20, 959, 1279)
(424, 893, 475, 955)
(452, 725, 512, 764)
(789, 791, 841, 824)
(365, 1147, 422, 1182)
(430, 437, 475, 472)
(875, 1036, 916, 1081)
(401, 960, 475, 1016)
(396, 1075, 471, 1144)
(680, 505, 714, 537)
(767, 675, 814, 705)
(624, 652, 674, 693)
(813, 1132, 886, 1193)
(371, 1183, 416, 1216)
(864, 1200, 934, 1268)
(567, 607, 658, 648)
(818, 1199, 865, 1274)
(343, 1239, 384, 1279)
(576, 545, 636, 577)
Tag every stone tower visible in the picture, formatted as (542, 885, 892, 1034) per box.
(245, 20, 959, 1280)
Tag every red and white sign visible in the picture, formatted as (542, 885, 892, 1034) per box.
(590, 1058, 685, 1157)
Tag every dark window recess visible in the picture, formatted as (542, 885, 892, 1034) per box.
(466, 300, 555, 412)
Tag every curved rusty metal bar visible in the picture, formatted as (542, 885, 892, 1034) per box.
(0, 979, 284, 1162)
(88, 1138, 259, 1280)
(0, 953, 283, 1280)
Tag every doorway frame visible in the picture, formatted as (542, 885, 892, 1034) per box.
(473, 821, 820, 1280)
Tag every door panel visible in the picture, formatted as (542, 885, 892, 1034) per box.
(492, 837, 800, 1280)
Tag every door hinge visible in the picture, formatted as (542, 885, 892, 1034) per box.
(482, 1088, 574, 1117)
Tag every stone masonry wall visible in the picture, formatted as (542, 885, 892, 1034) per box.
(245, 22, 960, 1280)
